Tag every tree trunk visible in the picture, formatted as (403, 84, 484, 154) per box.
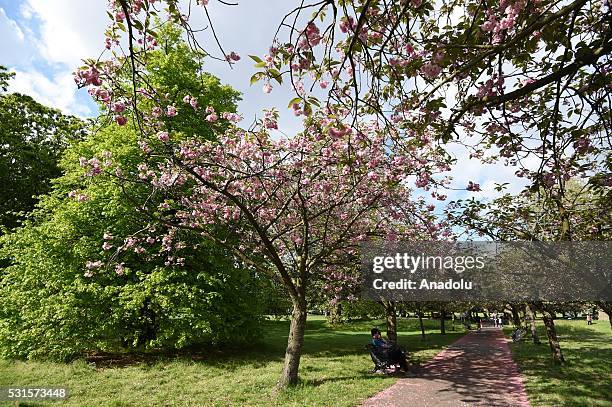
(542, 310, 564, 363)
(277, 299, 308, 388)
(384, 301, 398, 342)
(596, 301, 612, 330)
(440, 308, 446, 335)
(520, 303, 529, 331)
(509, 303, 521, 328)
(418, 310, 425, 339)
(329, 301, 342, 324)
(526, 303, 541, 344)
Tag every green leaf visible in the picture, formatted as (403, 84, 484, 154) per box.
(250, 73, 263, 85)
(307, 96, 320, 107)
(287, 97, 302, 108)
(303, 102, 312, 116)
(249, 55, 263, 63)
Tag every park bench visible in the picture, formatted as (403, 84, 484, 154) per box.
(365, 343, 409, 374)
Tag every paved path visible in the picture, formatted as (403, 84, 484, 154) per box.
(362, 327, 531, 407)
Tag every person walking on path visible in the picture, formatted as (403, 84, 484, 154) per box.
(587, 314, 593, 325)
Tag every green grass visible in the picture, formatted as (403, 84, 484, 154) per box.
(505, 320, 612, 407)
(0, 316, 464, 406)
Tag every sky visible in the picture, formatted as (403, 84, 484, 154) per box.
(0, 0, 528, 209)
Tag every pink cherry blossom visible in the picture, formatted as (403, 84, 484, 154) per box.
(166, 105, 178, 117)
(221, 112, 242, 122)
(227, 52, 241, 61)
(111, 101, 126, 113)
(421, 62, 442, 79)
(86, 260, 103, 269)
(151, 107, 162, 117)
(115, 263, 125, 275)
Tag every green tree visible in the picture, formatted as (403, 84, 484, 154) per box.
(0, 30, 259, 361)
(447, 179, 611, 359)
(0, 66, 85, 231)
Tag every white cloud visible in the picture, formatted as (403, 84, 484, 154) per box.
(24, 0, 107, 69)
(0, 7, 31, 66)
(0, 2, 106, 116)
(19, 3, 34, 20)
(9, 69, 92, 117)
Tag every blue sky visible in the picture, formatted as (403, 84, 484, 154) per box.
(0, 0, 104, 115)
(0, 0, 527, 207)
(0, 0, 307, 127)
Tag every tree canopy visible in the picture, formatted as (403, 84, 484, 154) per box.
(0, 30, 261, 361)
(0, 66, 86, 231)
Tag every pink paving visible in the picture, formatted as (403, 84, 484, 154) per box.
(362, 327, 531, 407)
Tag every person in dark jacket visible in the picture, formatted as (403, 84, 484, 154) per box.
(371, 328, 408, 371)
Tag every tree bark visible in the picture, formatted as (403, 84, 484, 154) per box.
(509, 303, 521, 328)
(596, 301, 612, 330)
(277, 298, 308, 388)
(383, 301, 398, 342)
(526, 303, 541, 344)
(329, 301, 342, 324)
(418, 310, 426, 339)
(525, 304, 540, 345)
(542, 310, 564, 363)
(520, 303, 529, 331)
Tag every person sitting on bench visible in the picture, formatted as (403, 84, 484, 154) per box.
(370, 328, 408, 372)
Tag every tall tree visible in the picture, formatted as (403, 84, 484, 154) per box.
(0, 66, 85, 231)
(0, 29, 258, 361)
(74, 0, 608, 381)
(77, 111, 446, 386)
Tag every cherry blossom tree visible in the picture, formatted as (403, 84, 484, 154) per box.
(71, 0, 461, 387)
(445, 179, 611, 360)
(77, 109, 449, 386)
(81, 0, 609, 202)
(78, 0, 609, 371)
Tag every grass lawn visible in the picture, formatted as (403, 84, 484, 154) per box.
(0, 316, 464, 406)
(505, 319, 612, 407)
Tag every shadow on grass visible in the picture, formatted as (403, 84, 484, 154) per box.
(304, 373, 394, 387)
(508, 322, 612, 406)
(82, 318, 463, 372)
